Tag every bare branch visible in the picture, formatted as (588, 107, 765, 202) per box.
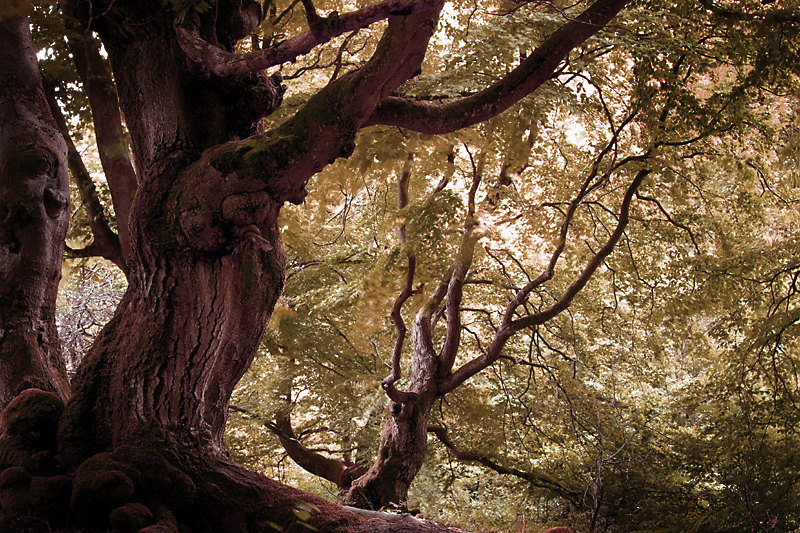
(438, 148, 482, 375)
(383, 152, 418, 392)
(440, 168, 650, 394)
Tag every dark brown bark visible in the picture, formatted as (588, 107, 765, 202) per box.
(43, 80, 128, 273)
(0, 15, 70, 410)
(53, 0, 447, 527)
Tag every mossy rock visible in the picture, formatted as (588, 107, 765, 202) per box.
(111, 446, 197, 513)
(0, 466, 31, 515)
(0, 389, 64, 452)
(110, 502, 154, 533)
(0, 434, 35, 472)
(71, 453, 137, 528)
(29, 475, 72, 528)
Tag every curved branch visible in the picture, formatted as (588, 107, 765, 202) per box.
(198, 2, 442, 207)
(175, 0, 440, 78)
(267, 415, 367, 490)
(428, 425, 580, 503)
(440, 169, 649, 394)
(384, 152, 417, 391)
(364, 0, 630, 134)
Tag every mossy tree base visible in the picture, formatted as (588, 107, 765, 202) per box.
(0, 389, 458, 533)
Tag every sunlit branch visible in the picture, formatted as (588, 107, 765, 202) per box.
(511, 169, 649, 330)
(261, 413, 367, 489)
(365, 0, 631, 133)
(175, 0, 441, 78)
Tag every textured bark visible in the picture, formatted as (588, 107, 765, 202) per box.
(0, 15, 70, 410)
(345, 329, 439, 509)
(58, 0, 443, 458)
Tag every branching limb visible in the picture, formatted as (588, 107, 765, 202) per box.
(42, 80, 128, 274)
(365, 0, 631, 133)
(440, 168, 650, 394)
(175, 0, 441, 78)
(634, 191, 700, 253)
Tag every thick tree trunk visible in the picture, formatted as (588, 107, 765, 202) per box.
(0, 15, 70, 410)
(51, 0, 448, 527)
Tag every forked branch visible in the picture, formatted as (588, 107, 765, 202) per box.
(175, 0, 440, 78)
(440, 168, 649, 394)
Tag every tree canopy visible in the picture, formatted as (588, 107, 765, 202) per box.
(0, 0, 798, 532)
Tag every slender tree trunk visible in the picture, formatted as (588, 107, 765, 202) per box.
(0, 15, 70, 410)
(345, 316, 440, 509)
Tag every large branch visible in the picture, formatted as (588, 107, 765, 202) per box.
(175, 0, 440, 78)
(267, 415, 367, 490)
(65, 17, 139, 262)
(364, 0, 630, 134)
(188, 1, 443, 212)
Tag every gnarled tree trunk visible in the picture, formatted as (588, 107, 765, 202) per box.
(0, 14, 70, 410)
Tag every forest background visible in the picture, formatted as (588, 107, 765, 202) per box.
(3, 0, 800, 531)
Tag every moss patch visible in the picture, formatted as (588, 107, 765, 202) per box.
(1, 389, 64, 452)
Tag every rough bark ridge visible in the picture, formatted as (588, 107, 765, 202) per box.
(0, 15, 70, 410)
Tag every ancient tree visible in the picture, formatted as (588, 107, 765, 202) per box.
(0, 0, 631, 530)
